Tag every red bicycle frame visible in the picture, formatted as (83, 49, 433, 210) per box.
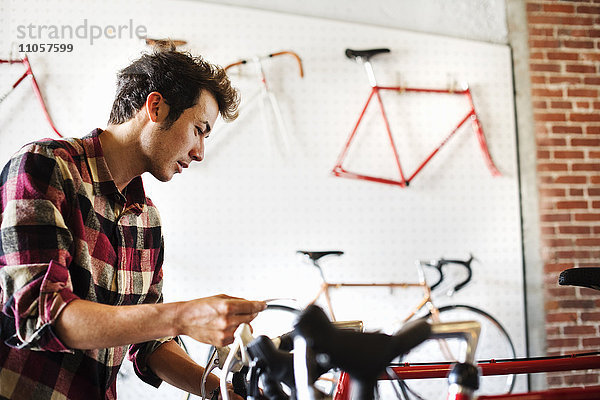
(333, 50, 500, 188)
(331, 353, 600, 400)
(0, 55, 62, 137)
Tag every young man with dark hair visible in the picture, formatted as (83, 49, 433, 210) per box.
(0, 48, 265, 399)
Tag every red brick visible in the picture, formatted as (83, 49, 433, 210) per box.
(555, 249, 599, 258)
(546, 337, 580, 348)
(582, 337, 600, 347)
(558, 225, 591, 234)
(582, 52, 600, 62)
(548, 51, 580, 60)
(531, 63, 562, 73)
(541, 188, 567, 196)
(571, 113, 600, 122)
(587, 126, 600, 134)
(542, 225, 556, 235)
(589, 151, 600, 159)
(554, 151, 585, 159)
(531, 87, 564, 97)
(567, 88, 599, 97)
(529, 38, 561, 48)
(582, 311, 600, 321)
(537, 162, 569, 172)
(550, 101, 573, 109)
(531, 75, 547, 84)
(555, 175, 587, 184)
(548, 287, 578, 298)
(572, 138, 600, 146)
(588, 187, 600, 196)
(570, 188, 584, 196)
(552, 125, 583, 134)
(558, 28, 594, 37)
(536, 113, 568, 122)
(544, 3, 576, 13)
(584, 77, 600, 85)
(575, 101, 591, 109)
(564, 373, 600, 385)
(556, 200, 588, 209)
(577, 5, 600, 13)
(529, 26, 556, 36)
(540, 213, 571, 222)
(564, 40, 596, 49)
(564, 325, 597, 335)
(572, 162, 600, 171)
(548, 76, 581, 84)
(592, 176, 600, 184)
(537, 150, 550, 159)
(575, 213, 600, 221)
(566, 64, 597, 73)
(577, 238, 600, 248)
(558, 299, 597, 309)
(528, 15, 595, 26)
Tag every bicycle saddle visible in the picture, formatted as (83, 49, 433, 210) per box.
(297, 250, 344, 262)
(345, 48, 390, 61)
(559, 267, 600, 291)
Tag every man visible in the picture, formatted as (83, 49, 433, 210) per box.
(0, 48, 266, 399)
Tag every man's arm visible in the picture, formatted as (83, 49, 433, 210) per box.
(53, 294, 266, 349)
(145, 340, 230, 397)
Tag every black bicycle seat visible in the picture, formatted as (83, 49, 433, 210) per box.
(297, 250, 344, 262)
(559, 267, 600, 291)
(345, 48, 390, 61)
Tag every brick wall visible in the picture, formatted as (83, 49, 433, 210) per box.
(526, 0, 600, 388)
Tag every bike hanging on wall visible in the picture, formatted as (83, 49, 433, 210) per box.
(332, 48, 501, 188)
(0, 54, 62, 137)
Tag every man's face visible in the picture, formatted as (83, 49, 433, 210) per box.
(143, 89, 219, 182)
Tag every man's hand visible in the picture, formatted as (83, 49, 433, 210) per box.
(175, 294, 266, 346)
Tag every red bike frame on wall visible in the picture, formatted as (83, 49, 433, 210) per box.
(332, 48, 500, 188)
(0, 55, 62, 137)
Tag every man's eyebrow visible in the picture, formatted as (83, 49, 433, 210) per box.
(199, 120, 211, 133)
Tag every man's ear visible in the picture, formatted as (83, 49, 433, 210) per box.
(145, 92, 167, 123)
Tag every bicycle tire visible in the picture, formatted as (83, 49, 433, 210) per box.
(394, 304, 516, 400)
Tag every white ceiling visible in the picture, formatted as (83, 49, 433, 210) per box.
(193, 0, 509, 44)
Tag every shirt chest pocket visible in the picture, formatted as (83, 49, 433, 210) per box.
(115, 215, 161, 304)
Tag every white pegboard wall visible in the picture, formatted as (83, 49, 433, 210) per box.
(0, 0, 526, 397)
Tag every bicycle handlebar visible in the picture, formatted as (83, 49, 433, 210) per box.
(294, 305, 431, 400)
(224, 50, 304, 78)
(422, 255, 474, 294)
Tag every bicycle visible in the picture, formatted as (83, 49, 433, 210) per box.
(332, 48, 500, 188)
(0, 54, 62, 137)
(249, 251, 516, 398)
(223, 304, 600, 400)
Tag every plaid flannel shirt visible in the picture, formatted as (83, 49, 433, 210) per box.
(0, 129, 172, 399)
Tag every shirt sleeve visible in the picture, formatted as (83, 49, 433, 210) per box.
(0, 144, 79, 352)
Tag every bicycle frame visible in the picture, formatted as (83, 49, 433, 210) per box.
(332, 353, 600, 400)
(223, 51, 303, 155)
(0, 55, 62, 137)
(332, 52, 500, 188)
(308, 260, 441, 326)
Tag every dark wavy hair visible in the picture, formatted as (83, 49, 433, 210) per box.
(108, 47, 239, 127)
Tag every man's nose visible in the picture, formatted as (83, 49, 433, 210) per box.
(190, 140, 204, 162)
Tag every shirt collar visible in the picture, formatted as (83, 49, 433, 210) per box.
(81, 128, 147, 215)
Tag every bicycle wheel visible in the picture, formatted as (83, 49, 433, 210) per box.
(394, 304, 516, 400)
